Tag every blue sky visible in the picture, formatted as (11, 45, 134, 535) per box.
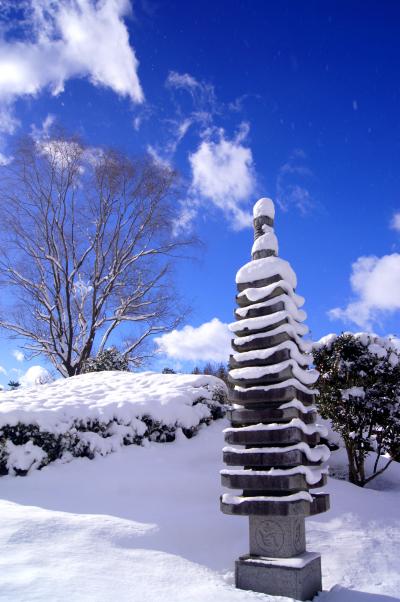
(0, 0, 399, 384)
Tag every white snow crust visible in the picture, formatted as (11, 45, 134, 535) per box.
(235, 294, 307, 322)
(233, 323, 312, 353)
(244, 551, 320, 569)
(0, 371, 226, 433)
(279, 399, 316, 413)
(229, 359, 318, 386)
(222, 491, 313, 504)
(223, 418, 328, 437)
(313, 332, 400, 368)
(234, 377, 317, 396)
(341, 387, 365, 400)
(220, 466, 328, 485)
(238, 279, 305, 307)
(232, 340, 311, 367)
(251, 230, 278, 256)
(236, 256, 297, 288)
(223, 441, 331, 462)
(229, 310, 309, 336)
(253, 197, 275, 219)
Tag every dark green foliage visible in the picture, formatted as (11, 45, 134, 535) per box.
(162, 367, 176, 374)
(313, 333, 400, 487)
(81, 347, 129, 373)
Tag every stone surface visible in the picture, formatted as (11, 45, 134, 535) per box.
(227, 406, 316, 426)
(235, 552, 322, 601)
(221, 470, 326, 493)
(249, 516, 306, 557)
(230, 385, 315, 405)
(224, 426, 320, 446)
(223, 447, 322, 468)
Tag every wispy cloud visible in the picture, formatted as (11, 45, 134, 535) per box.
(276, 149, 314, 214)
(12, 350, 24, 362)
(166, 70, 217, 117)
(155, 318, 232, 363)
(390, 211, 400, 232)
(329, 253, 400, 329)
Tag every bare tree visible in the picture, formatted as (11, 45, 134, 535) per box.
(0, 134, 193, 376)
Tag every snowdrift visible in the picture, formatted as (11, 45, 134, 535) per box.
(0, 371, 227, 476)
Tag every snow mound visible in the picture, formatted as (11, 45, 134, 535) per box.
(0, 371, 227, 476)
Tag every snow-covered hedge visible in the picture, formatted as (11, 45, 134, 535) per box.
(312, 332, 400, 487)
(0, 371, 227, 477)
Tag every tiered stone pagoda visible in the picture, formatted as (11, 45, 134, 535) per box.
(220, 198, 330, 601)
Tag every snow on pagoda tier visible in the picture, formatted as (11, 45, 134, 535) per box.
(220, 198, 330, 519)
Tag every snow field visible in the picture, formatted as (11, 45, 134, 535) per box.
(0, 419, 399, 601)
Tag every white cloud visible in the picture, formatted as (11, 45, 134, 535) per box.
(20, 365, 53, 387)
(12, 350, 24, 362)
(187, 128, 255, 230)
(390, 212, 400, 232)
(329, 253, 400, 328)
(0, 365, 7, 376)
(155, 318, 232, 363)
(0, 0, 143, 108)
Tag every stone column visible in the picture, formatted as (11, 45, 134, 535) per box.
(220, 198, 330, 601)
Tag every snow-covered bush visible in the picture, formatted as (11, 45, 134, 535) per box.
(81, 348, 129, 373)
(313, 333, 400, 487)
(0, 371, 227, 476)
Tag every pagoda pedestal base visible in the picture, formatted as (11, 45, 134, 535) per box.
(235, 551, 322, 601)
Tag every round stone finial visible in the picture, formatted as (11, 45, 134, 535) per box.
(253, 198, 275, 244)
(253, 198, 275, 220)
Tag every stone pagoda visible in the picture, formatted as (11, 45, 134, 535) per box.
(220, 198, 330, 601)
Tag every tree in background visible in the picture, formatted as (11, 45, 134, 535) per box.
(7, 380, 21, 390)
(191, 362, 230, 388)
(313, 333, 400, 487)
(0, 134, 193, 377)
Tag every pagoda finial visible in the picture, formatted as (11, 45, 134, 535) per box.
(251, 198, 278, 260)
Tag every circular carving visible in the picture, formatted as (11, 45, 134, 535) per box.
(255, 519, 285, 553)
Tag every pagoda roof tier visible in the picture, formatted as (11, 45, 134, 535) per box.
(236, 281, 304, 308)
(232, 330, 310, 354)
(230, 384, 315, 405)
(228, 365, 317, 389)
(224, 425, 321, 447)
(221, 469, 327, 492)
(227, 406, 316, 427)
(220, 492, 330, 517)
(223, 443, 330, 468)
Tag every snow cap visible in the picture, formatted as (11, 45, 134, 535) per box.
(253, 198, 275, 219)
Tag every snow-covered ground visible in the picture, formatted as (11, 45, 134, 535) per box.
(0, 418, 399, 602)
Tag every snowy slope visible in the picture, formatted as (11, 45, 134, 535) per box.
(0, 419, 399, 602)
